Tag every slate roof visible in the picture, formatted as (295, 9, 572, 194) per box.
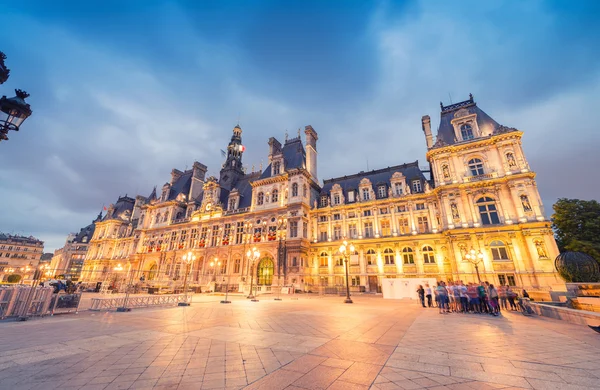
(224, 172, 261, 210)
(103, 196, 135, 221)
(167, 170, 193, 201)
(318, 161, 427, 208)
(73, 221, 96, 244)
(258, 137, 306, 180)
(434, 95, 501, 147)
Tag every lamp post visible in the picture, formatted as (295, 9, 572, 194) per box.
(210, 257, 221, 292)
(275, 216, 287, 301)
(246, 247, 260, 301)
(178, 251, 195, 306)
(19, 265, 32, 285)
(338, 240, 355, 304)
(0, 51, 33, 143)
(464, 248, 484, 283)
(220, 248, 233, 304)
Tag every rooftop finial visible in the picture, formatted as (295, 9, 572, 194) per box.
(440, 101, 444, 110)
(285, 129, 288, 141)
(469, 93, 474, 102)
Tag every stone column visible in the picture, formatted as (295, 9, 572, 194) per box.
(408, 203, 417, 234)
(390, 205, 398, 235)
(373, 207, 380, 237)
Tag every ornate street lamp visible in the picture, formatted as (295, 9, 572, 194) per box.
(0, 90, 32, 142)
(338, 240, 355, 304)
(464, 248, 484, 283)
(246, 247, 260, 301)
(179, 251, 196, 306)
(275, 216, 287, 301)
(210, 257, 221, 291)
(113, 263, 132, 312)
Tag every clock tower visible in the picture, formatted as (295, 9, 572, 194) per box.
(219, 124, 246, 190)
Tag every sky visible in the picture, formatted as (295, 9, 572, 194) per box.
(1, 0, 599, 253)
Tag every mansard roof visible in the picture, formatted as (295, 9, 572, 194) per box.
(167, 170, 193, 201)
(103, 196, 135, 221)
(434, 95, 501, 148)
(72, 220, 96, 244)
(258, 136, 306, 180)
(319, 161, 427, 205)
(223, 172, 260, 210)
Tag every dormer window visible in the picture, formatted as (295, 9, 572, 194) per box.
(320, 196, 328, 207)
(362, 188, 370, 201)
(412, 180, 422, 193)
(229, 198, 236, 210)
(273, 161, 281, 175)
(461, 124, 474, 140)
(378, 185, 386, 198)
(348, 191, 355, 202)
(394, 182, 403, 196)
(333, 193, 340, 205)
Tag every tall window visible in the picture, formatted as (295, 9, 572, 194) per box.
(333, 193, 340, 205)
(461, 124, 474, 140)
(335, 257, 344, 266)
(234, 258, 241, 273)
(333, 225, 342, 240)
(348, 223, 357, 239)
(303, 222, 308, 238)
(381, 220, 391, 237)
(394, 182, 403, 196)
(303, 184, 308, 197)
(468, 158, 484, 176)
(257, 192, 264, 205)
(272, 189, 279, 203)
(273, 162, 281, 175)
(363, 209, 372, 217)
(402, 247, 414, 264)
(422, 246, 435, 263)
(348, 191, 355, 202)
(320, 252, 328, 267)
(235, 222, 244, 244)
(292, 183, 298, 197)
(490, 240, 509, 260)
(319, 229, 328, 242)
(378, 185, 386, 198)
(229, 198, 236, 210)
(383, 248, 395, 265)
(364, 222, 373, 238)
(290, 221, 298, 238)
(417, 216, 429, 233)
(211, 225, 219, 246)
(412, 180, 422, 193)
(365, 249, 376, 265)
(477, 197, 500, 225)
(398, 218, 410, 234)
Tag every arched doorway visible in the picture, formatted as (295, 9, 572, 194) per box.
(257, 258, 274, 285)
(148, 263, 157, 280)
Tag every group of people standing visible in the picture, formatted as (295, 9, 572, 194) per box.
(417, 281, 527, 316)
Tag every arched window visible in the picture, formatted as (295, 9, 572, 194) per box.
(319, 252, 328, 267)
(272, 189, 279, 203)
(257, 192, 264, 206)
(402, 247, 414, 264)
(155, 213, 161, 224)
(292, 183, 298, 197)
(422, 246, 435, 263)
(477, 197, 500, 225)
(461, 124, 474, 140)
(365, 249, 376, 265)
(383, 248, 395, 265)
(468, 158, 484, 176)
(362, 188, 370, 200)
(490, 240, 509, 260)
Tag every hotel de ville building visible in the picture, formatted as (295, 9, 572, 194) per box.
(82, 95, 562, 294)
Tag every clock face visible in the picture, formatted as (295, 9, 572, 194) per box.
(206, 203, 212, 211)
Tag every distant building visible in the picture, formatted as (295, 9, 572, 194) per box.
(82, 96, 561, 293)
(50, 213, 100, 281)
(0, 233, 44, 283)
(40, 253, 53, 263)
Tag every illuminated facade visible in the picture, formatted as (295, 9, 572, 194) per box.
(0, 233, 44, 283)
(82, 96, 562, 293)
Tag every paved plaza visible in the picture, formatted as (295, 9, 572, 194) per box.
(0, 295, 599, 390)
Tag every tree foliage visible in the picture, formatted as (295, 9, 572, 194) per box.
(552, 198, 600, 263)
(6, 274, 21, 283)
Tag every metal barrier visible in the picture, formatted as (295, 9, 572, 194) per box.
(89, 293, 190, 311)
(0, 286, 55, 319)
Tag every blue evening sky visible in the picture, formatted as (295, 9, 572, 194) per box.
(1, 0, 599, 252)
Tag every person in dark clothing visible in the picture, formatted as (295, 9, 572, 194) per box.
(417, 285, 426, 308)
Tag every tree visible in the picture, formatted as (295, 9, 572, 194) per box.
(552, 198, 600, 263)
(6, 274, 21, 283)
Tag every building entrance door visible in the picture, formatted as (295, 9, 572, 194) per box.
(257, 258, 274, 285)
(368, 276, 378, 292)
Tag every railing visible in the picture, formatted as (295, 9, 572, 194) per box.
(224, 207, 250, 216)
(464, 173, 495, 182)
(0, 286, 55, 319)
(89, 293, 190, 311)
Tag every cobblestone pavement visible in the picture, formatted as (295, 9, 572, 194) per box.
(1, 294, 599, 390)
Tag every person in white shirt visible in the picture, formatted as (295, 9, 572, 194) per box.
(424, 284, 433, 307)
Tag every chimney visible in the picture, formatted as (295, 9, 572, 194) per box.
(422, 115, 433, 149)
(171, 169, 183, 185)
(304, 125, 318, 181)
(192, 161, 207, 181)
(268, 137, 282, 160)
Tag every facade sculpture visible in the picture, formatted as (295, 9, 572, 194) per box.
(82, 96, 563, 293)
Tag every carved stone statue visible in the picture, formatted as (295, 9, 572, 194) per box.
(388, 187, 393, 197)
(313, 199, 317, 209)
(534, 240, 548, 258)
(405, 185, 411, 195)
(507, 153, 517, 168)
(442, 165, 450, 179)
(520, 195, 532, 212)
(450, 203, 460, 220)
(425, 182, 431, 193)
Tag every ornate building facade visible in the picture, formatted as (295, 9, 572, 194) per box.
(0, 233, 44, 283)
(82, 96, 562, 293)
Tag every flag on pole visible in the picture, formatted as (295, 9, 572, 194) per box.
(220, 149, 226, 158)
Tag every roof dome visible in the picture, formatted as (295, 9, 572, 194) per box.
(555, 252, 600, 283)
